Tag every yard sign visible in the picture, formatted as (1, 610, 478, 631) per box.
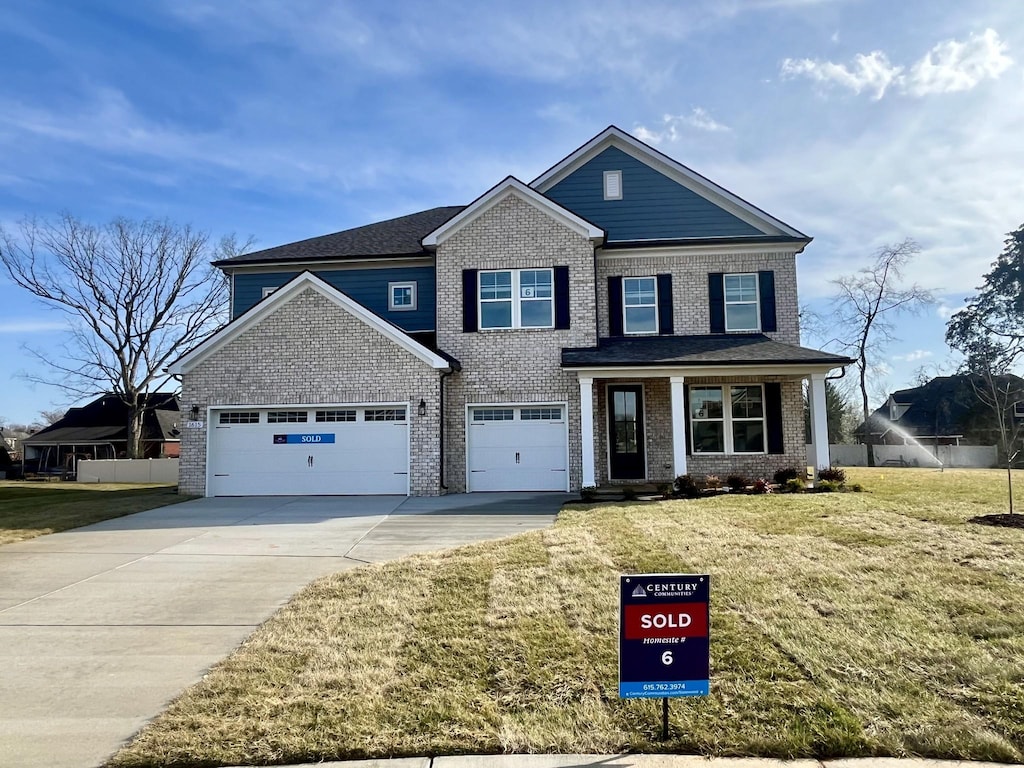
(619, 573, 710, 699)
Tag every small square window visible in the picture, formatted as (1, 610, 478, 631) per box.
(389, 281, 417, 311)
(262, 287, 278, 299)
(604, 170, 622, 200)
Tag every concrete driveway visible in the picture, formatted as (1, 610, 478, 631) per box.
(0, 492, 570, 768)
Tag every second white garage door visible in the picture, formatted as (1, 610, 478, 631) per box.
(467, 405, 568, 491)
(208, 406, 409, 496)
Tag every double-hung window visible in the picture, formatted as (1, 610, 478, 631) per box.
(479, 268, 553, 329)
(724, 274, 759, 332)
(623, 277, 657, 334)
(689, 384, 765, 454)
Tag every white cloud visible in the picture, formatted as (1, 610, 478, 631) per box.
(906, 29, 1013, 96)
(781, 29, 1013, 100)
(0, 320, 67, 333)
(633, 109, 731, 144)
(937, 302, 966, 320)
(892, 349, 934, 362)
(781, 51, 902, 100)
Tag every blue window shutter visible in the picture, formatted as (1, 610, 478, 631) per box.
(759, 271, 777, 332)
(765, 382, 784, 454)
(657, 273, 673, 335)
(462, 269, 478, 333)
(709, 273, 725, 333)
(608, 276, 624, 337)
(554, 266, 570, 329)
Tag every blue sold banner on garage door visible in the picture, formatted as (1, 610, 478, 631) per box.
(272, 434, 336, 444)
(619, 573, 710, 698)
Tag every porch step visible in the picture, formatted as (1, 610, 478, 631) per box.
(586, 483, 663, 501)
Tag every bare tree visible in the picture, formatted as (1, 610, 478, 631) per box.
(829, 239, 934, 464)
(38, 409, 66, 426)
(0, 214, 244, 458)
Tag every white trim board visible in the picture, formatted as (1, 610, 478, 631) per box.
(422, 176, 604, 247)
(169, 271, 452, 374)
(531, 126, 809, 241)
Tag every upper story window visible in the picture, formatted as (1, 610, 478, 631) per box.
(262, 287, 278, 299)
(623, 277, 657, 335)
(479, 268, 553, 329)
(724, 273, 760, 332)
(689, 384, 765, 454)
(1014, 401, 1024, 419)
(389, 281, 417, 311)
(603, 170, 623, 200)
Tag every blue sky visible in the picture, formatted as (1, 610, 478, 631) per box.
(1, 0, 1022, 425)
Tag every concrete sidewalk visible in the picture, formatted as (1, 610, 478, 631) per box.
(0, 492, 567, 768)
(222, 757, 1024, 768)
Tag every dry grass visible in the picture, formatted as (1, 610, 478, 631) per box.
(109, 468, 1024, 767)
(0, 481, 190, 545)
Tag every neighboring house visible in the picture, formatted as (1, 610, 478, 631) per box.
(22, 394, 182, 475)
(860, 374, 1024, 446)
(169, 126, 851, 497)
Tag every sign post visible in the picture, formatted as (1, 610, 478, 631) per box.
(619, 573, 710, 739)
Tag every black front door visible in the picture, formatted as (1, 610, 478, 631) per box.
(608, 384, 645, 480)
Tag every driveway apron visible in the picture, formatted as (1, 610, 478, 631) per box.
(0, 492, 564, 768)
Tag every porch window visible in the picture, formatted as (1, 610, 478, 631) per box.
(623, 277, 657, 334)
(689, 384, 766, 454)
(724, 274, 759, 332)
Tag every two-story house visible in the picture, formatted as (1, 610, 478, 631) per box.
(169, 126, 851, 496)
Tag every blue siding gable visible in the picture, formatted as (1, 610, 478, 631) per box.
(544, 146, 762, 242)
(233, 266, 435, 332)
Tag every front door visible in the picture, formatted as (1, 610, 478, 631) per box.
(608, 385, 645, 480)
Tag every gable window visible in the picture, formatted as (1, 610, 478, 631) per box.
(689, 385, 765, 454)
(623, 277, 657, 334)
(479, 268, 553, 329)
(724, 274, 760, 332)
(603, 170, 623, 200)
(389, 281, 417, 311)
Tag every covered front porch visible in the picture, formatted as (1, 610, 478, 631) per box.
(562, 334, 853, 487)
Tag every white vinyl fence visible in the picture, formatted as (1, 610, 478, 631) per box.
(808, 444, 998, 469)
(76, 458, 179, 484)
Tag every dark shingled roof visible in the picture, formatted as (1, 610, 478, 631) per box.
(561, 334, 853, 368)
(24, 393, 181, 444)
(214, 206, 466, 267)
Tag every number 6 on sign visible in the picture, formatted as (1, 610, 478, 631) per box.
(661, 651, 673, 665)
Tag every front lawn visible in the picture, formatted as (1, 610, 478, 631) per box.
(110, 468, 1024, 766)
(0, 481, 191, 545)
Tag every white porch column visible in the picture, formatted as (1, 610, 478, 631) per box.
(670, 375, 688, 478)
(809, 373, 830, 475)
(579, 377, 596, 488)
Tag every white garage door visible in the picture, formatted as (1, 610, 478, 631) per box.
(467, 405, 568, 491)
(208, 406, 409, 496)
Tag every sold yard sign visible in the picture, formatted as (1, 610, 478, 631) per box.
(619, 573, 710, 698)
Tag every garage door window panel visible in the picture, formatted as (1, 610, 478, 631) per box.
(520, 407, 562, 420)
(268, 411, 308, 423)
(472, 408, 515, 422)
(316, 410, 356, 422)
(219, 411, 260, 424)
(365, 408, 406, 422)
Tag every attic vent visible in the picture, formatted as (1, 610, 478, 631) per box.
(603, 170, 622, 200)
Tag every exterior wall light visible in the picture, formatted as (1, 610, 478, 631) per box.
(418, 399, 427, 416)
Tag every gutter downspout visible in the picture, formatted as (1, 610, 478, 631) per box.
(439, 368, 454, 491)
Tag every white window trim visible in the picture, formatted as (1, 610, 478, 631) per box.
(689, 384, 767, 455)
(1014, 401, 1024, 418)
(262, 287, 278, 299)
(477, 268, 555, 330)
(603, 170, 623, 201)
(724, 273, 760, 333)
(622, 276, 658, 336)
(388, 281, 417, 311)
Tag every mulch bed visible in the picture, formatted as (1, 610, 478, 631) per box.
(969, 513, 1024, 529)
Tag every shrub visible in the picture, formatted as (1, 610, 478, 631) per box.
(673, 474, 702, 499)
(752, 478, 773, 494)
(818, 466, 847, 483)
(784, 477, 806, 493)
(622, 486, 638, 501)
(580, 486, 598, 502)
(704, 474, 722, 490)
(726, 474, 748, 491)
(0, 444, 12, 469)
(772, 466, 800, 485)
(817, 480, 840, 493)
